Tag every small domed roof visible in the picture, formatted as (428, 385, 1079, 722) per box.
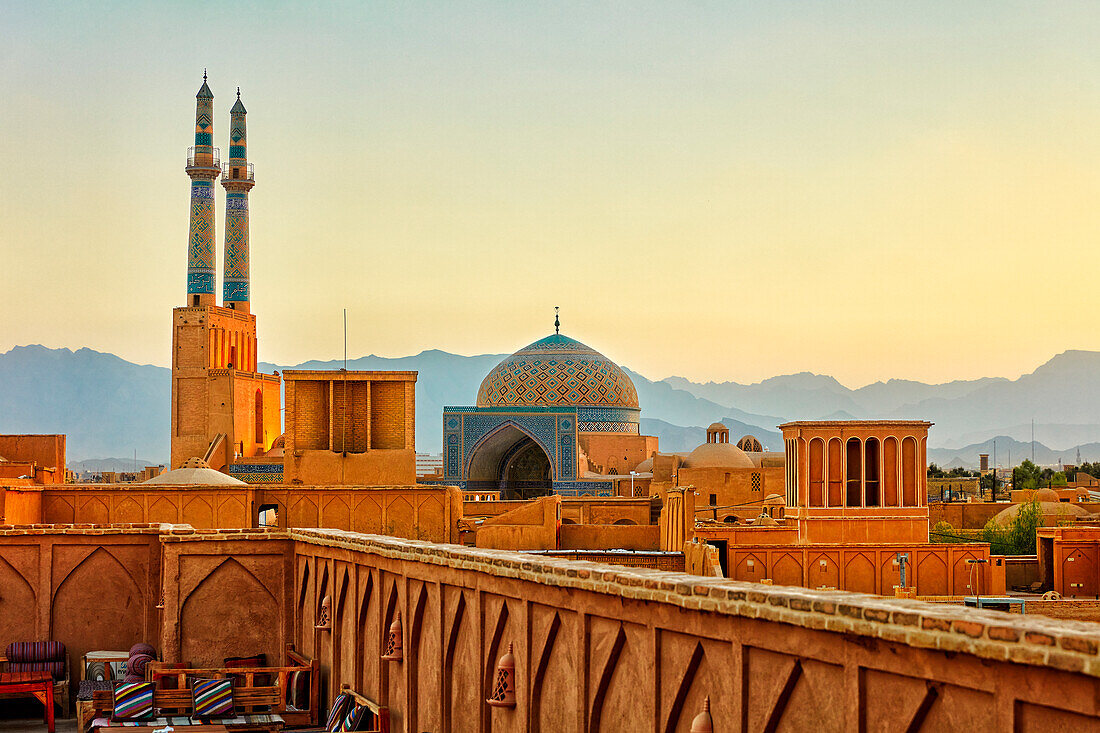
(634, 457, 654, 473)
(682, 442, 754, 469)
(477, 333, 638, 410)
(707, 422, 726, 432)
(992, 501, 1090, 527)
(143, 458, 246, 486)
(1036, 488, 1059, 502)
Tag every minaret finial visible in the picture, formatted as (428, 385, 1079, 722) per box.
(203, 68, 207, 82)
(237, 86, 240, 99)
(554, 306, 560, 335)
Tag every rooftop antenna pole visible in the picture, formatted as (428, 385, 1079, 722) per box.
(1032, 419, 1035, 463)
(342, 309, 348, 458)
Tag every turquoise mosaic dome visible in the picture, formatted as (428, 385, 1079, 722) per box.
(476, 334, 639, 410)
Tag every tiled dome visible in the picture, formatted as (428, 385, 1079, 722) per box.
(476, 334, 639, 409)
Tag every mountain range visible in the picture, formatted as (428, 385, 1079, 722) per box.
(3, 344, 1100, 469)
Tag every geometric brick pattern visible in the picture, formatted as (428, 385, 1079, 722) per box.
(476, 334, 639, 410)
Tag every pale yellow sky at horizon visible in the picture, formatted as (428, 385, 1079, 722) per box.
(2, 2, 1099, 388)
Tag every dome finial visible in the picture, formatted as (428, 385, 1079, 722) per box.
(203, 68, 207, 83)
(237, 86, 241, 99)
(554, 306, 560, 335)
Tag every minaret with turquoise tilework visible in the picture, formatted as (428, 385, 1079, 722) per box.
(221, 87, 254, 313)
(184, 71, 220, 307)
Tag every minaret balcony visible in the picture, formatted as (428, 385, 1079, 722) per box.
(186, 146, 221, 172)
(221, 162, 255, 183)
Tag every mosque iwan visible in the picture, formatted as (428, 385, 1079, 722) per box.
(3, 76, 1100, 732)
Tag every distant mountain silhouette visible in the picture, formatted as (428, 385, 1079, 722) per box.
(4, 345, 1100, 467)
(0, 345, 168, 461)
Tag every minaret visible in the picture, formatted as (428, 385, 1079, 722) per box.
(184, 71, 220, 307)
(221, 87, 255, 313)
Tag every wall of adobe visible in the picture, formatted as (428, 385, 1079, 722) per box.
(4, 525, 1100, 727)
(679, 465, 785, 514)
(0, 435, 66, 474)
(558, 523, 660, 551)
(578, 433, 658, 475)
(284, 450, 416, 486)
(0, 525, 162, 684)
(712, 543, 999, 597)
(261, 485, 462, 544)
(25, 484, 462, 543)
(928, 502, 1009, 530)
(0, 487, 43, 524)
(288, 527, 1100, 730)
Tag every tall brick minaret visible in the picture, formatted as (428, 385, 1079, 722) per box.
(221, 87, 254, 313)
(184, 71, 220, 307)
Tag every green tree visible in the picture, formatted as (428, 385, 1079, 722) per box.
(1010, 498, 1043, 555)
(1051, 471, 1068, 487)
(980, 518, 1013, 555)
(930, 520, 963, 543)
(1015, 460, 1043, 490)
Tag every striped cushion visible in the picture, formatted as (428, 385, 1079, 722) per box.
(112, 681, 155, 721)
(191, 677, 234, 718)
(9, 661, 67, 680)
(325, 692, 351, 732)
(339, 703, 368, 731)
(6, 641, 65, 662)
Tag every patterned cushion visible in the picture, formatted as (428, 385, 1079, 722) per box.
(113, 681, 155, 721)
(339, 703, 369, 732)
(6, 641, 65, 662)
(9, 661, 67, 680)
(128, 643, 157, 658)
(127, 652, 154, 678)
(191, 677, 234, 718)
(78, 680, 114, 701)
(325, 692, 351, 732)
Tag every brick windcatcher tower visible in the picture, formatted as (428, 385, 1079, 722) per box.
(221, 87, 254, 313)
(185, 72, 220, 307)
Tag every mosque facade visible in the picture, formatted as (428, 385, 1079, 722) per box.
(441, 324, 657, 498)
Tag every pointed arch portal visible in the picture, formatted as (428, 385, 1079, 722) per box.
(466, 423, 553, 499)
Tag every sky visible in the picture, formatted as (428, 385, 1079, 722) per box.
(2, 2, 1099, 387)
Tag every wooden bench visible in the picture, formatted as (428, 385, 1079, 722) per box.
(90, 684, 284, 732)
(148, 646, 318, 727)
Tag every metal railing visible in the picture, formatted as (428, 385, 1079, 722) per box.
(222, 162, 255, 181)
(186, 146, 221, 169)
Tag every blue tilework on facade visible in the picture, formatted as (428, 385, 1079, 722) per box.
(577, 421, 639, 434)
(576, 407, 640, 424)
(187, 272, 214, 293)
(443, 407, 580, 482)
(552, 481, 614, 498)
(223, 280, 249, 299)
(226, 462, 283, 483)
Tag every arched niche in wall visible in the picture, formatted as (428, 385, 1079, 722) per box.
(52, 547, 145, 681)
(0, 554, 36, 644)
(179, 557, 280, 667)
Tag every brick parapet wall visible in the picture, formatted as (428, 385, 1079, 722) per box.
(4, 523, 1100, 680)
(287, 527, 1100, 678)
